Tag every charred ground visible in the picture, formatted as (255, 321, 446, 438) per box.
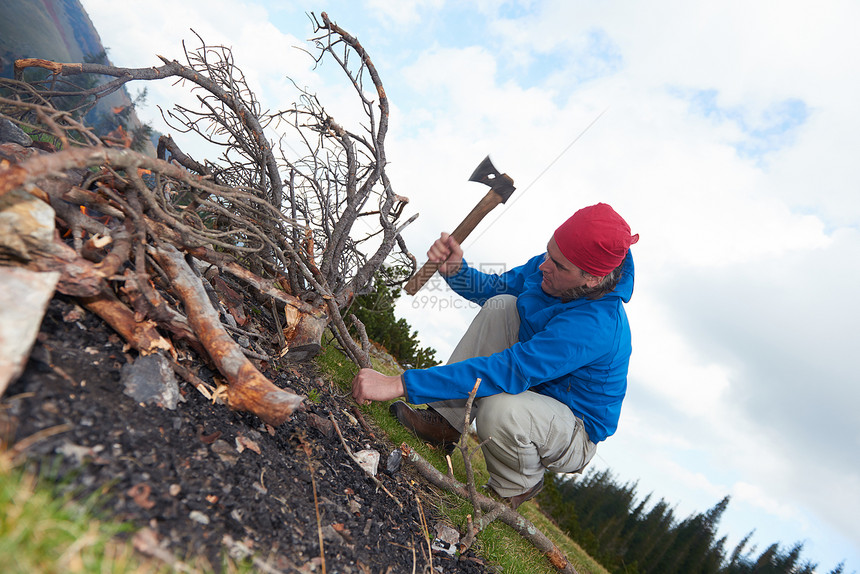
(3, 293, 490, 573)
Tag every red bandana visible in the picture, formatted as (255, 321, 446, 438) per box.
(553, 203, 639, 276)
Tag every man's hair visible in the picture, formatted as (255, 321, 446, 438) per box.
(560, 252, 629, 302)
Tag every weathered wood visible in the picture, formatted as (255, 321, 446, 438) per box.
(404, 189, 503, 295)
(79, 286, 175, 358)
(151, 244, 302, 426)
(400, 443, 579, 574)
(184, 244, 328, 360)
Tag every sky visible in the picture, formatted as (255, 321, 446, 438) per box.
(79, 1, 859, 570)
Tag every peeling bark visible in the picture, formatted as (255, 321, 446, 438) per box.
(151, 244, 302, 426)
(79, 286, 175, 358)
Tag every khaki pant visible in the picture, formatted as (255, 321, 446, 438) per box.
(430, 295, 597, 497)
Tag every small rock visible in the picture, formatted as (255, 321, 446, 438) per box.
(354, 449, 379, 476)
(320, 524, 345, 545)
(235, 434, 261, 454)
(189, 510, 210, 525)
(169, 484, 181, 497)
(432, 523, 460, 557)
(121, 354, 181, 409)
(434, 522, 460, 546)
(385, 449, 402, 475)
(211, 439, 238, 465)
(306, 413, 333, 437)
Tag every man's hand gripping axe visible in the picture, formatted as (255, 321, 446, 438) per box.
(404, 156, 516, 295)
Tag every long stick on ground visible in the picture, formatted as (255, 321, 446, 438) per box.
(400, 444, 579, 574)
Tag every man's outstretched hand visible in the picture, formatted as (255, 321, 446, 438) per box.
(351, 368, 405, 405)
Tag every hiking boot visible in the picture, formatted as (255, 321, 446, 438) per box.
(489, 478, 545, 510)
(389, 401, 461, 448)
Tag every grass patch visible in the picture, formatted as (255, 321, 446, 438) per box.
(0, 458, 266, 573)
(0, 460, 162, 574)
(316, 337, 610, 574)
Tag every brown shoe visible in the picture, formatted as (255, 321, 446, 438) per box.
(490, 478, 545, 510)
(389, 401, 461, 447)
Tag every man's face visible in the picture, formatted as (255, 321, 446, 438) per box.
(538, 237, 602, 298)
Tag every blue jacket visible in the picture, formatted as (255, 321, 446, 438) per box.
(401, 252, 635, 443)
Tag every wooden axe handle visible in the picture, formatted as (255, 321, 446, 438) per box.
(404, 189, 504, 295)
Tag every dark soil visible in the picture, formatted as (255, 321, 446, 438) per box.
(4, 294, 491, 573)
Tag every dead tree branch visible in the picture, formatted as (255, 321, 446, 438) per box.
(400, 444, 579, 574)
(2, 9, 419, 436)
(150, 244, 302, 426)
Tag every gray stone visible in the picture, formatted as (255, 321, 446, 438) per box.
(0, 267, 60, 396)
(121, 353, 181, 409)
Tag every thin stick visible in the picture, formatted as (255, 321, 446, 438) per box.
(302, 441, 326, 574)
(328, 414, 402, 509)
(400, 443, 579, 574)
(414, 494, 432, 573)
(349, 405, 376, 439)
(169, 360, 216, 399)
(459, 378, 484, 527)
(5, 423, 74, 466)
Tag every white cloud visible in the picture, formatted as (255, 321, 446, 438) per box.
(733, 482, 800, 521)
(365, 0, 445, 27)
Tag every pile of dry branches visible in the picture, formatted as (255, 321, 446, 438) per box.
(1, 13, 416, 422)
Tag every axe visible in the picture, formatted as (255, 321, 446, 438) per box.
(404, 156, 516, 295)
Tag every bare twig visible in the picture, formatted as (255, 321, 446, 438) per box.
(400, 444, 579, 574)
(459, 379, 485, 524)
(3, 423, 74, 466)
(301, 440, 326, 574)
(349, 405, 376, 439)
(414, 494, 433, 573)
(329, 413, 402, 509)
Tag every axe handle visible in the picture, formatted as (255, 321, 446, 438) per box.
(404, 190, 504, 295)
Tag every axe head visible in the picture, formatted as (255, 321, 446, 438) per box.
(469, 156, 516, 203)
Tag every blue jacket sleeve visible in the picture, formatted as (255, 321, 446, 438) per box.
(443, 255, 543, 305)
(402, 301, 615, 404)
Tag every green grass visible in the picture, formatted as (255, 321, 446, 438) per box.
(316, 339, 611, 574)
(0, 460, 161, 574)
(0, 457, 268, 573)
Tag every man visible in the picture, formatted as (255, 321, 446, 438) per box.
(352, 203, 638, 509)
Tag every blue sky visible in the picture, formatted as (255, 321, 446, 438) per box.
(81, 1, 860, 571)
